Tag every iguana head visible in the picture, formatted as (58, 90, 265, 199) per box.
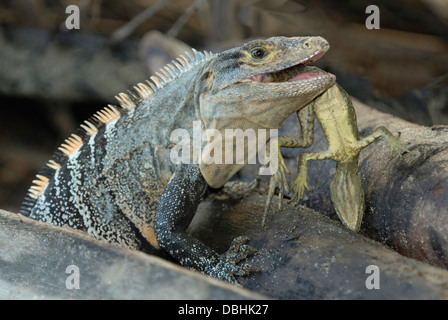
(200, 36, 336, 130)
(197, 36, 336, 188)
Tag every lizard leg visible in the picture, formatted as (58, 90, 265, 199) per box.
(155, 164, 257, 284)
(356, 126, 409, 158)
(262, 105, 315, 226)
(289, 150, 332, 206)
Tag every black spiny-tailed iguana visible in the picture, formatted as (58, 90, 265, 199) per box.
(20, 36, 335, 283)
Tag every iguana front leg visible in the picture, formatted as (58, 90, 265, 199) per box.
(262, 104, 315, 226)
(155, 164, 257, 283)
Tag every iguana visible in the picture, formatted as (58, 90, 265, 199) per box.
(20, 36, 336, 283)
(264, 66, 408, 231)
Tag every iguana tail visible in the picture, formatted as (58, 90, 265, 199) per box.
(330, 159, 364, 232)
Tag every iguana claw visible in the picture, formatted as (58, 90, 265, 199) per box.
(205, 236, 258, 284)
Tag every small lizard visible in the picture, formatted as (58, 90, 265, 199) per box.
(264, 66, 408, 231)
(20, 37, 335, 283)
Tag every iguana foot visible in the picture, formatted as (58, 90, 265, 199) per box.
(204, 236, 258, 284)
(289, 171, 310, 206)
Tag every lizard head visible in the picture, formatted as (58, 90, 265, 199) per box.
(197, 36, 336, 188)
(200, 36, 336, 130)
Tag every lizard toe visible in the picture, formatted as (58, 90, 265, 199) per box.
(204, 236, 258, 284)
(224, 236, 257, 263)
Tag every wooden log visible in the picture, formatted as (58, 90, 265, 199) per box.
(2, 194, 448, 300)
(190, 193, 448, 299)
(0, 209, 263, 300)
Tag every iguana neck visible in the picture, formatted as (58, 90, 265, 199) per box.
(99, 54, 214, 182)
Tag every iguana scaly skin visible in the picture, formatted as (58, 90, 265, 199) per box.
(20, 37, 335, 283)
(264, 66, 408, 232)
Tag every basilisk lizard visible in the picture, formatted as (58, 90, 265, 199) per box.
(20, 37, 335, 283)
(264, 66, 408, 231)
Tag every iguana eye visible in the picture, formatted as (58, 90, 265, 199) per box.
(251, 48, 267, 59)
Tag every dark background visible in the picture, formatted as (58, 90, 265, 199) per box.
(0, 0, 447, 212)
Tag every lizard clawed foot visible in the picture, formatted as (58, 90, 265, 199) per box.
(261, 151, 290, 227)
(386, 132, 410, 158)
(288, 172, 310, 207)
(205, 236, 258, 284)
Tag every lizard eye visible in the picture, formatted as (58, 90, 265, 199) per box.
(251, 47, 267, 60)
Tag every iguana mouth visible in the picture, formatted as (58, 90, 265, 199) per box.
(242, 50, 327, 83)
(254, 64, 315, 83)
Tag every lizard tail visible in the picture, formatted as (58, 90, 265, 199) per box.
(330, 159, 364, 232)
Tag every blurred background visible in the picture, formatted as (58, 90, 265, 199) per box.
(0, 0, 447, 212)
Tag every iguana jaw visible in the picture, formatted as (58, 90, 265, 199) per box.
(240, 51, 329, 84)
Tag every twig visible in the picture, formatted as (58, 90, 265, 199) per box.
(110, 0, 173, 43)
(166, 0, 207, 38)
